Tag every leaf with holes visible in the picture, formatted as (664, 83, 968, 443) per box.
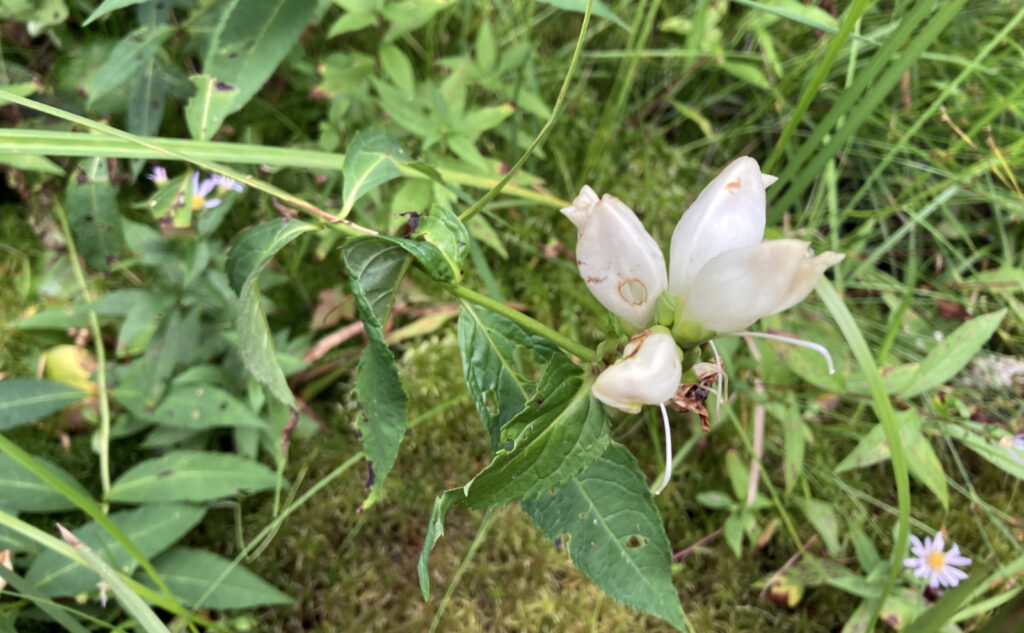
(26, 504, 205, 597)
(457, 302, 558, 449)
(107, 451, 282, 503)
(227, 218, 318, 405)
(184, 74, 239, 141)
(523, 443, 684, 630)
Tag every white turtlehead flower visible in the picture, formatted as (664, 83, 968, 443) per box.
(591, 329, 681, 414)
(561, 186, 667, 329)
(565, 157, 844, 337)
(903, 532, 971, 588)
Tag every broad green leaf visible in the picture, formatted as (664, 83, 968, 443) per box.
(84, 0, 146, 25)
(341, 129, 412, 217)
(65, 158, 124, 271)
(835, 410, 948, 507)
(0, 378, 86, 431)
(523, 443, 684, 631)
(184, 74, 240, 141)
(341, 239, 408, 506)
(378, 44, 415, 96)
(142, 546, 292, 609)
(900, 309, 1007, 397)
(107, 451, 282, 503)
(799, 498, 840, 557)
(204, 0, 318, 120)
(454, 355, 608, 507)
(848, 522, 881, 573)
(696, 491, 735, 510)
(327, 9, 377, 37)
(901, 565, 987, 633)
(0, 153, 64, 175)
(26, 504, 205, 596)
(475, 18, 496, 73)
(127, 57, 167, 177)
(381, 0, 457, 41)
(82, 25, 174, 106)
(0, 453, 91, 513)
(0, 0, 67, 25)
(536, 0, 627, 28)
(725, 449, 748, 502)
(723, 511, 745, 557)
(457, 301, 558, 449)
(408, 204, 469, 282)
(227, 218, 318, 405)
(146, 385, 268, 430)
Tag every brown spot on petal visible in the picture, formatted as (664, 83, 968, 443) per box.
(585, 275, 607, 284)
(617, 278, 648, 306)
(724, 178, 742, 193)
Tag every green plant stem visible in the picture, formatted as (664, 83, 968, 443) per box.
(51, 200, 112, 502)
(457, 0, 593, 222)
(429, 508, 497, 633)
(450, 284, 595, 361)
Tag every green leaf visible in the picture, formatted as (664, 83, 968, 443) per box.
(536, 0, 627, 28)
(203, 0, 318, 120)
(381, 0, 457, 41)
(83, 0, 147, 25)
(143, 546, 292, 609)
(457, 301, 558, 449)
(26, 504, 205, 597)
(0, 453, 92, 513)
(695, 491, 734, 510)
(835, 410, 948, 507)
(107, 451, 282, 503)
(341, 129, 412, 217)
(341, 239, 409, 506)
(55, 523, 172, 633)
(65, 158, 124, 271)
(902, 568, 987, 633)
(0, 153, 65, 175)
(184, 74, 240, 142)
(408, 204, 470, 283)
(459, 355, 608, 507)
(82, 25, 174, 107)
(799, 497, 840, 557)
(227, 218, 318, 405)
(0, 378, 86, 431)
(378, 44, 415, 96)
(523, 443, 685, 630)
(941, 422, 1024, 480)
(146, 384, 268, 430)
(475, 18, 496, 72)
(900, 309, 1007, 397)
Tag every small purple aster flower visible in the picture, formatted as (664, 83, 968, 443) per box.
(211, 174, 245, 194)
(1011, 433, 1024, 464)
(903, 532, 971, 589)
(146, 166, 168, 186)
(190, 171, 222, 210)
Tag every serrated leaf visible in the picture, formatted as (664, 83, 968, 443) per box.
(901, 309, 1007, 397)
(66, 158, 124, 271)
(341, 239, 409, 506)
(142, 546, 292, 609)
(523, 443, 684, 630)
(458, 354, 608, 507)
(146, 385, 268, 430)
(537, 0, 626, 28)
(227, 218, 318, 405)
(26, 504, 205, 597)
(457, 301, 559, 449)
(341, 129, 412, 217)
(184, 74, 239, 141)
(82, 25, 174, 106)
(203, 0, 318, 120)
(0, 453, 91, 513)
(0, 378, 86, 431)
(107, 451, 282, 503)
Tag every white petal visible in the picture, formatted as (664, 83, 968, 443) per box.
(572, 192, 667, 328)
(561, 185, 600, 231)
(669, 157, 770, 298)
(592, 330, 682, 414)
(680, 240, 845, 333)
(909, 535, 925, 556)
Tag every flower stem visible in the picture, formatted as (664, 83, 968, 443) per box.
(449, 285, 595, 362)
(53, 201, 112, 508)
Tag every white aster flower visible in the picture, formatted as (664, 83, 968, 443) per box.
(903, 532, 971, 588)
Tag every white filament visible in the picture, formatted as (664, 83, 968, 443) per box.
(707, 338, 726, 418)
(655, 402, 672, 496)
(727, 331, 835, 374)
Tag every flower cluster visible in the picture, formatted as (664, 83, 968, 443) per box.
(146, 166, 245, 212)
(563, 157, 844, 492)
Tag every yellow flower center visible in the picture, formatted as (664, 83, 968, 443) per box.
(191, 196, 206, 211)
(925, 551, 946, 571)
